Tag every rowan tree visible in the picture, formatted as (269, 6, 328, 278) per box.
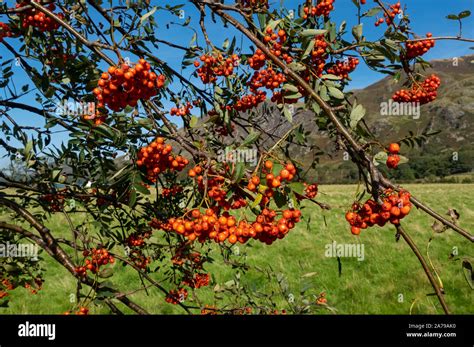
(0, 0, 472, 315)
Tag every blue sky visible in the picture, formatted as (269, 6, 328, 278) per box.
(1, 0, 473, 166)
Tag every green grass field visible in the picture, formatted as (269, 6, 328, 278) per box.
(1, 184, 473, 315)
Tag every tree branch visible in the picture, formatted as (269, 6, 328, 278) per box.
(396, 225, 450, 314)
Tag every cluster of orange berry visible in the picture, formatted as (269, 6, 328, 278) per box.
(248, 162, 296, 191)
(303, 183, 318, 199)
(250, 67, 287, 92)
(40, 192, 65, 212)
(93, 59, 165, 112)
(375, 2, 401, 26)
(201, 177, 226, 204)
(316, 292, 327, 305)
(190, 165, 242, 210)
(0, 278, 15, 299)
(303, 0, 335, 19)
(195, 53, 239, 84)
(233, 90, 267, 112)
(166, 207, 301, 245)
(311, 35, 329, 77)
(392, 74, 441, 105)
(170, 247, 203, 267)
(182, 273, 210, 289)
(0, 22, 12, 41)
(327, 57, 359, 79)
(247, 160, 297, 206)
(126, 231, 152, 248)
(271, 90, 299, 104)
(168, 209, 237, 243)
(215, 122, 236, 136)
(75, 248, 115, 277)
(201, 306, 256, 315)
(170, 102, 193, 117)
(18, 2, 63, 31)
(405, 33, 435, 59)
(248, 28, 292, 70)
(252, 208, 301, 245)
(129, 249, 151, 269)
(24, 278, 43, 295)
(386, 142, 401, 169)
(345, 189, 411, 235)
(64, 307, 89, 315)
(137, 137, 189, 183)
(93, 188, 120, 208)
(240, 0, 269, 8)
(263, 28, 293, 64)
(82, 111, 107, 126)
(161, 185, 184, 197)
(149, 218, 173, 233)
(248, 49, 267, 70)
(199, 176, 227, 205)
(166, 288, 188, 304)
(201, 305, 219, 315)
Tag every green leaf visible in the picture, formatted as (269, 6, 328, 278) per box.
(282, 84, 299, 92)
(373, 151, 388, 166)
(288, 182, 305, 195)
(133, 183, 150, 195)
(364, 7, 382, 17)
(446, 14, 459, 20)
(283, 105, 293, 123)
(232, 162, 246, 183)
(266, 19, 282, 32)
(300, 29, 327, 37)
(140, 7, 157, 24)
(461, 260, 473, 289)
(398, 155, 409, 164)
(24, 140, 33, 156)
(251, 193, 263, 209)
(302, 39, 316, 60)
(288, 62, 307, 72)
(328, 86, 345, 99)
(350, 104, 366, 129)
(189, 33, 197, 46)
(241, 131, 260, 147)
(321, 74, 342, 80)
(189, 115, 199, 128)
(128, 188, 137, 207)
(352, 24, 363, 40)
(282, 90, 302, 99)
(222, 38, 230, 50)
(319, 85, 329, 101)
(273, 190, 287, 208)
(458, 10, 471, 19)
(98, 267, 114, 278)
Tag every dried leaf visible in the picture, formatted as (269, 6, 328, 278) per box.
(431, 220, 446, 233)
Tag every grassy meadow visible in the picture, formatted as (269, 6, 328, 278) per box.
(1, 184, 473, 315)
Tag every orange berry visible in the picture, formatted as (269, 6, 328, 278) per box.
(228, 234, 237, 244)
(351, 226, 361, 235)
(388, 143, 400, 154)
(280, 169, 290, 180)
(251, 176, 260, 185)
